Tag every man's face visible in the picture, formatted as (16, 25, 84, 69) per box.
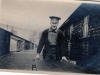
(50, 18, 59, 30)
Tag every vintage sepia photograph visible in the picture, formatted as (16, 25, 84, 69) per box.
(0, 0, 100, 74)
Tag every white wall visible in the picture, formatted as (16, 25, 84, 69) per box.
(10, 39, 17, 51)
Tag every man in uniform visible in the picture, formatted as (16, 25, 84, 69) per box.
(36, 16, 68, 61)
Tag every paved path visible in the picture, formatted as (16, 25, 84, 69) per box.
(0, 49, 36, 71)
(0, 49, 87, 74)
(35, 59, 87, 73)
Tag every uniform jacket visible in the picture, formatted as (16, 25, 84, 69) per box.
(37, 28, 66, 60)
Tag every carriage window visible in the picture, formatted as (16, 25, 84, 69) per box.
(83, 15, 89, 38)
(70, 24, 73, 40)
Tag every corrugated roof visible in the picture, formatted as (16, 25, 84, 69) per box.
(0, 27, 33, 43)
(60, 3, 100, 29)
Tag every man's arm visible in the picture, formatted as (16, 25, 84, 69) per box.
(60, 31, 66, 56)
(60, 30, 68, 61)
(36, 31, 45, 59)
(37, 31, 45, 54)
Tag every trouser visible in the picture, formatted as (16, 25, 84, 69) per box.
(44, 45, 57, 60)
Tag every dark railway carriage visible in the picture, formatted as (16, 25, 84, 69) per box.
(60, 3, 100, 73)
(0, 28, 12, 56)
(0, 27, 34, 56)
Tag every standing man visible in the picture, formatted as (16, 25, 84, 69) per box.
(36, 16, 67, 61)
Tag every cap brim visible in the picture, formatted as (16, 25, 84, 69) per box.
(49, 16, 61, 20)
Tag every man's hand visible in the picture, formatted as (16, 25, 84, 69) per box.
(35, 53, 40, 59)
(61, 56, 68, 61)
